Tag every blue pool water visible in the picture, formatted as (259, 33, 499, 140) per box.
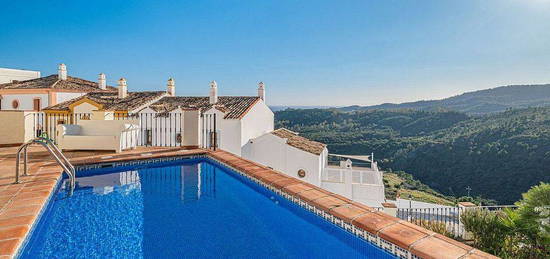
(20, 158, 395, 258)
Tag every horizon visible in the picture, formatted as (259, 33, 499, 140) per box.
(2, 0, 550, 106)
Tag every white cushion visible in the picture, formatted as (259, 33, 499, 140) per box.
(58, 124, 81, 136)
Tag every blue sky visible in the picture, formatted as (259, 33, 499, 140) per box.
(1, 0, 550, 106)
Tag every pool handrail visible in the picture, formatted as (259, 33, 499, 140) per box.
(14, 137, 76, 195)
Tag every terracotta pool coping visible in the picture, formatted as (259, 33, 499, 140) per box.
(0, 148, 498, 258)
(208, 150, 499, 259)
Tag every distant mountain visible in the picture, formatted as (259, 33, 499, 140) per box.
(339, 84, 550, 115)
(270, 105, 336, 112)
(275, 107, 550, 204)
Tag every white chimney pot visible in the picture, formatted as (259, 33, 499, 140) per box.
(209, 80, 218, 104)
(118, 78, 128, 98)
(167, 78, 175, 96)
(258, 81, 266, 102)
(58, 63, 67, 80)
(98, 73, 106, 90)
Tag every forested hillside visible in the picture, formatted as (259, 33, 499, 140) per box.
(339, 84, 550, 115)
(275, 107, 550, 204)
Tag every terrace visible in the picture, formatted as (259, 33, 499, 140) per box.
(0, 145, 496, 258)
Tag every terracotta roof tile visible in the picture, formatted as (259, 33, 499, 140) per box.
(44, 91, 166, 112)
(271, 128, 327, 155)
(0, 75, 116, 92)
(148, 96, 261, 119)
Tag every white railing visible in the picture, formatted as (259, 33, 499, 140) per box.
(323, 169, 344, 183)
(323, 167, 382, 185)
(397, 205, 518, 238)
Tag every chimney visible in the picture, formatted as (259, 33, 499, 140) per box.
(117, 78, 128, 98)
(167, 78, 175, 96)
(98, 73, 106, 90)
(258, 81, 266, 102)
(58, 63, 67, 80)
(209, 80, 218, 104)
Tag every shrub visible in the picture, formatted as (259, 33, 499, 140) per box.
(416, 220, 454, 238)
(461, 182, 550, 258)
(461, 209, 511, 256)
(512, 182, 550, 257)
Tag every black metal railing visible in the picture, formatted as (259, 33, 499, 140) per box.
(201, 113, 218, 150)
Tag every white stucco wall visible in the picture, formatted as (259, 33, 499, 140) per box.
(73, 102, 99, 114)
(203, 108, 242, 155)
(182, 110, 201, 147)
(0, 93, 49, 111)
(0, 68, 40, 84)
(56, 92, 86, 104)
(0, 111, 37, 144)
(240, 101, 274, 147)
(242, 133, 323, 186)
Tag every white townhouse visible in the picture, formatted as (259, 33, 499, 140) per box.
(243, 128, 386, 207)
(0, 64, 116, 111)
(138, 80, 274, 155)
(0, 67, 40, 84)
(44, 77, 274, 156)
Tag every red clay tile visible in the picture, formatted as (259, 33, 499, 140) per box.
(0, 225, 28, 240)
(331, 204, 370, 223)
(349, 201, 378, 212)
(297, 189, 330, 202)
(0, 215, 35, 228)
(352, 212, 399, 235)
(270, 178, 299, 189)
(378, 221, 431, 250)
(242, 165, 264, 172)
(410, 235, 469, 259)
(282, 183, 314, 196)
(0, 205, 42, 219)
(261, 174, 289, 184)
(329, 193, 353, 203)
(0, 238, 21, 256)
(18, 184, 54, 193)
(461, 249, 499, 259)
(432, 233, 474, 251)
(10, 197, 47, 208)
(13, 191, 50, 201)
(0, 197, 12, 208)
(0, 189, 20, 197)
(254, 171, 279, 181)
(312, 196, 349, 212)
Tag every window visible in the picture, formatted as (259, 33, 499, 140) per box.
(12, 100, 19, 109)
(33, 98, 41, 111)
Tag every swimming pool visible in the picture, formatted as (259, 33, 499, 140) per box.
(19, 157, 395, 258)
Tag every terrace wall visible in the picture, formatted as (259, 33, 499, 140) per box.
(0, 111, 36, 145)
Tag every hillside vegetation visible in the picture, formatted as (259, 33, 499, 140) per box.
(339, 84, 550, 115)
(383, 172, 455, 206)
(275, 107, 550, 204)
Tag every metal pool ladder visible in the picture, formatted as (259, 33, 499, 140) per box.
(14, 137, 76, 195)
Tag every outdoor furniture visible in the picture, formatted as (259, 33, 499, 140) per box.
(56, 120, 139, 152)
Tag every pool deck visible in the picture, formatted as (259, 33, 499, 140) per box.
(0, 146, 497, 259)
